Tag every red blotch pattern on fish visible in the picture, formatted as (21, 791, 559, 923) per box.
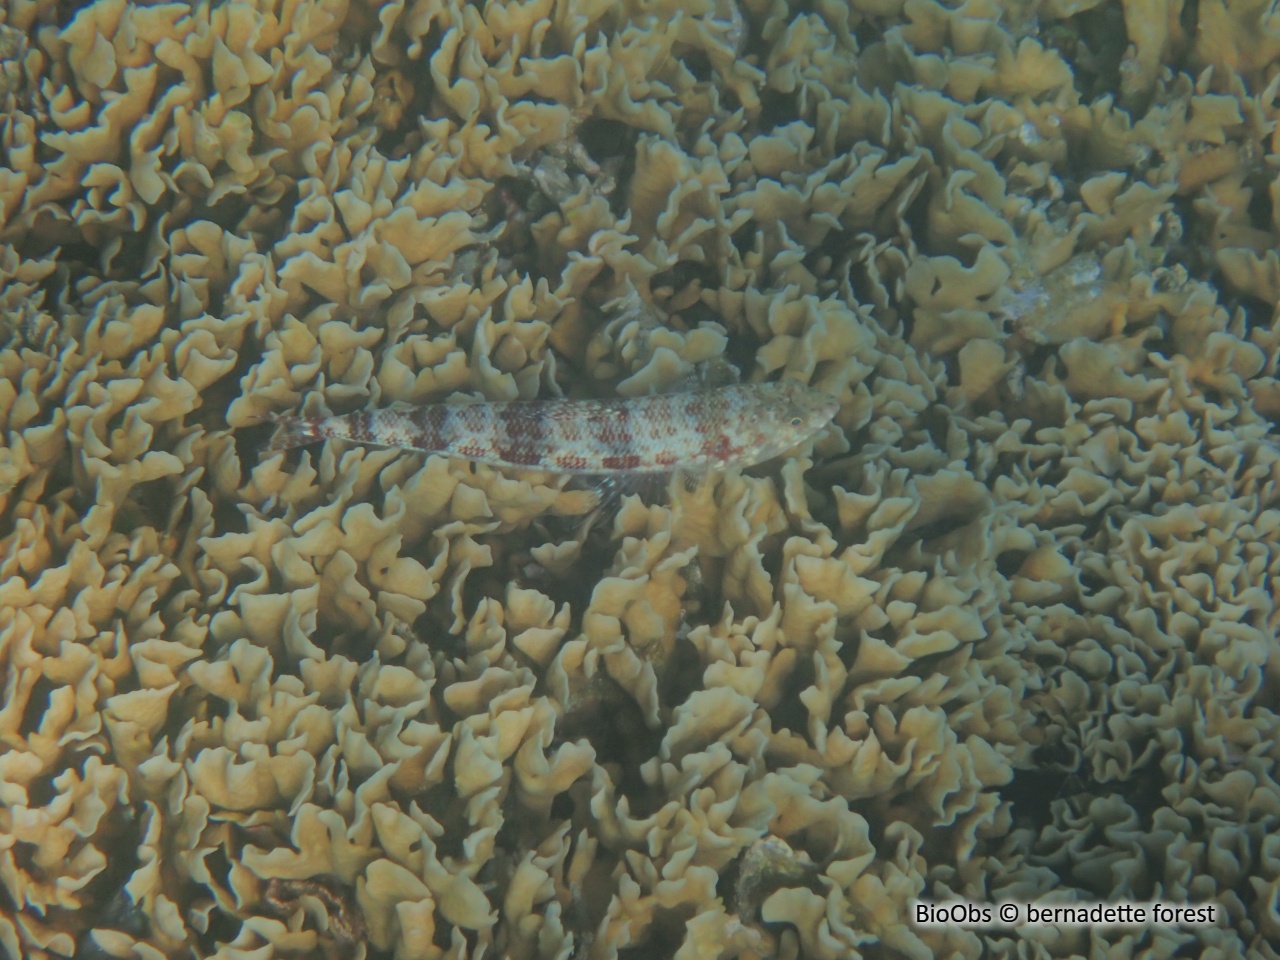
(266, 381, 839, 474)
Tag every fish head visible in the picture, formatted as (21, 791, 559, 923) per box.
(748, 380, 840, 463)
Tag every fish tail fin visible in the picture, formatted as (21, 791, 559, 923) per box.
(262, 414, 324, 452)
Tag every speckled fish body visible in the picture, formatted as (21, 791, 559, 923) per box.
(266, 381, 838, 474)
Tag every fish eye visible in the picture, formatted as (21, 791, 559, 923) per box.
(790, 416, 803, 427)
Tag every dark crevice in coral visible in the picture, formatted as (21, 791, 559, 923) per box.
(1197, 382, 1226, 406)
(729, 220, 760, 262)
(682, 296, 726, 331)
(409, 617, 464, 665)
(458, 560, 518, 621)
(918, 403, 952, 450)
(1173, 202, 1218, 271)
(30, 237, 99, 278)
(1245, 175, 1276, 231)
(302, 611, 369, 662)
(75, 811, 146, 928)
(241, 187, 296, 243)
(418, 782, 471, 856)
(194, 903, 245, 958)
(560, 686, 663, 815)
(1003, 766, 1077, 833)
(896, 310, 916, 350)
(678, 46, 713, 83)
(801, 225, 856, 281)
(52, 0, 96, 29)
(766, 654, 816, 736)
(756, 87, 801, 134)
(1019, 341, 1058, 381)
(853, 18, 887, 52)
(349, 629, 392, 667)
(754, 530, 787, 585)
(982, 449, 1025, 485)
(117, 475, 178, 535)
(25, 767, 58, 808)
(484, 176, 547, 272)
(155, 683, 214, 745)
(1179, 0, 1202, 45)
(682, 556, 724, 621)
(902, 648, 965, 690)
(201, 843, 235, 893)
(579, 118, 636, 165)
(102, 232, 154, 282)
(836, 629, 864, 671)
(1232, 295, 1275, 336)
(616, 905, 695, 960)
(1042, 5, 1129, 104)
(650, 258, 721, 302)
(894, 163, 934, 238)
(510, 539, 613, 626)
(548, 791, 574, 822)
(897, 512, 974, 548)
(655, 633, 704, 709)
(995, 549, 1030, 578)
(198, 190, 256, 241)
(17, 675, 56, 741)
(1072, 505, 1116, 546)
(1106, 751, 1170, 826)
(71, 887, 152, 960)
(1070, 568, 1111, 604)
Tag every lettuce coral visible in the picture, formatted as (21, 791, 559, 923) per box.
(2, 0, 1280, 957)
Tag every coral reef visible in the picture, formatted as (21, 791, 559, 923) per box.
(2, 0, 1280, 957)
